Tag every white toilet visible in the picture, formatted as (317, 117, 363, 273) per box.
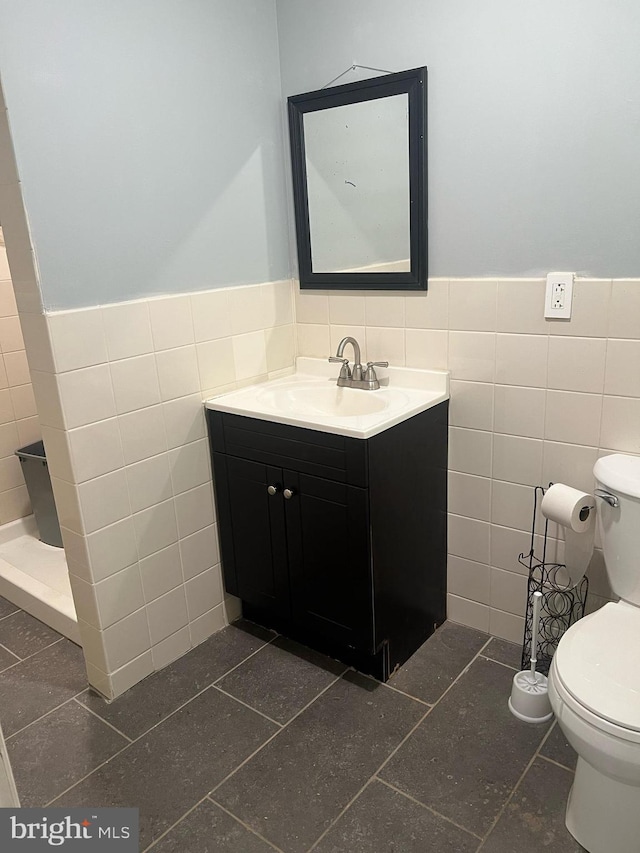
(548, 453, 640, 853)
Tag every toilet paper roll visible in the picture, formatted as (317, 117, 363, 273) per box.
(541, 483, 595, 533)
(541, 483, 595, 588)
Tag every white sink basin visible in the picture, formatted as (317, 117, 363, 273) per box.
(254, 382, 406, 418)
(205, 358, 449, 439)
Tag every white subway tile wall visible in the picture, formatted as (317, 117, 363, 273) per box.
(7, 264, 636, 694)
(0, 121, 264, 699)
(295, 278, 636, 644)
(27, 280, 295, 698)
(0, 245, 39, 522)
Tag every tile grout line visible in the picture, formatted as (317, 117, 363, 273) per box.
(395, 635, 494, 714)
(208, 669, 346, 799)
(208, 796, 287, 853)
(0, 608, 21, 623)
(306, 776, 378, 853)
(80, 628, 278, 740)
(0, 639, 21, 664)
(306, 706, 434, 853)
(212, 684, 283, 728)
(536, 751, 576, 774)
(38, 627, 493, 850)
(357, 633, 503, 708)
(306, 638, 495, 852)
(209, 631, 280, 688)
(532, 719, 559, 761)
(376, 777, 482, 841)
(531, 721, 576, 774)
(475, 721, 556, 851)
(10, 695, 133, 804)
(42, 631, 286, 808)
(7, 688, 88, 742)
(478, 654, 519, 672)
(0, 636, 64, 672)
(43, 736, 138, 808)
(369, 675, 433, 707)
(404, 635, 494, 714)
(140, 795, 210, 853)
(71, 697, 134, 743)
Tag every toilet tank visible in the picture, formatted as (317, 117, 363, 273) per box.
(593, 454, 640, 605)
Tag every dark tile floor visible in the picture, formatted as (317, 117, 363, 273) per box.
(0, 598, 584, 852)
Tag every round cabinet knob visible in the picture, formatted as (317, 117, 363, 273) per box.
(283, 488, 296, 500)
(267, 485, 279, 496)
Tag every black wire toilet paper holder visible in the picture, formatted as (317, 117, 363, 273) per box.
(517, 484, 589, 676)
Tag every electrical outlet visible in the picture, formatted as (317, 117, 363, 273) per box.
(552, 281, 566, 310)
(545, 272, 574, 319)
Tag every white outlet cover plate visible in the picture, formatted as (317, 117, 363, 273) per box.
(545, 272, 574, 319)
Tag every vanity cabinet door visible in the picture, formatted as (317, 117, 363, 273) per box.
(283, 470, 374, 652)
(217, 455, 291, 619)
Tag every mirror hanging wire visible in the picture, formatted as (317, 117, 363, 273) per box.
(322, 64, 394, 89)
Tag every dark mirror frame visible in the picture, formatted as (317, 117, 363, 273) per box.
(288, 66, 427, 292)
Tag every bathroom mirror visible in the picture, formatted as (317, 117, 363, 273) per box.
(288, 67, 427, 291)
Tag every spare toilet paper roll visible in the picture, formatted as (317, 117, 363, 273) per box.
(541, 483, 595, 588)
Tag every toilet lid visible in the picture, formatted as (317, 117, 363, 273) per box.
(554, 602, 640, 732)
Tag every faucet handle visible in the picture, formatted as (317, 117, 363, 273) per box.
(363, 361, 388, 388)
(364, 361, 388, 378)
(328, 356, 351, 380)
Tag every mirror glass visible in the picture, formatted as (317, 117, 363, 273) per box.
(304, 94, 410, 274)
(288, 67, 427, 291)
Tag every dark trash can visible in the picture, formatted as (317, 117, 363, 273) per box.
(15, 440, 63, 548)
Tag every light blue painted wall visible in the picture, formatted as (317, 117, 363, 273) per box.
(0, 0, 291, 309)
(276, 0, 640, 278)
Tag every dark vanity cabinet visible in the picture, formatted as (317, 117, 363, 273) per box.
(206, 402, 448, 681)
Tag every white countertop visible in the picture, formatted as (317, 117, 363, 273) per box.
(205, 358, 449, 439)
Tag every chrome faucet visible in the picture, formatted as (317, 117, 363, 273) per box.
(329, 336, 388, 390)
(336, 336, 363, 381)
